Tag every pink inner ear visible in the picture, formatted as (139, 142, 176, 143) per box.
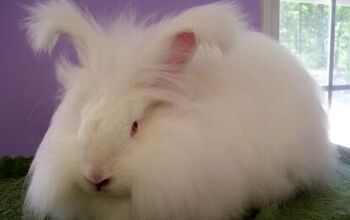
(165, 31, 196, 69)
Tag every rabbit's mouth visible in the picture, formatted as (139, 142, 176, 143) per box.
(78, 178, 131, 197)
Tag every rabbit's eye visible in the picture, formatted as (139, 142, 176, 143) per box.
(130, 121, 138, 137)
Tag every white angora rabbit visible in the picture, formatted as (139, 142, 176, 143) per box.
(23, 1, 336, 219)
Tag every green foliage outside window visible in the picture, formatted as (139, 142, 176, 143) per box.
(279, 2, 350, 85)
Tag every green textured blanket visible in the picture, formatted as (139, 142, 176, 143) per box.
(1, 148, 349, 220)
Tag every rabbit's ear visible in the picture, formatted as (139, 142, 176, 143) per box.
(135, 2, 243, 100)
(165, 2, 243, 54)
(23, 0, 98, 66)
(160, 31, 197, 73)
(139, 2, 243, 74)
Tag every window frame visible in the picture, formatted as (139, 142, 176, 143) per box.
(261, 0, 280, 39)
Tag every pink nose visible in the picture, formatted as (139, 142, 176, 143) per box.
(85, 173, 111, 191)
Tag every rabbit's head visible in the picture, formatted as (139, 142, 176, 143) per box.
(23, 1, 243, 218)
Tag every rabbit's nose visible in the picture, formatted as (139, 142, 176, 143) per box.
(85, 174, 111, 191)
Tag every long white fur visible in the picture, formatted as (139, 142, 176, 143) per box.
(23, 0, 101, 65)
(23, 1, 336, 220)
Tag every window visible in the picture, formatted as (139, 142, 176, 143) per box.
(262, 0, 350, 147)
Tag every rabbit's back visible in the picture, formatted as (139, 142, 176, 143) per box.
(188, 31, 335, 204)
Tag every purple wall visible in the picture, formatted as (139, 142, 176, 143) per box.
(0, 0, 261, 156)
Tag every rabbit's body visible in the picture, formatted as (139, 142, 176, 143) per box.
(24, 1, 335, 220)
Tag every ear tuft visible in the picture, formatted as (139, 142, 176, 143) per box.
(22, 0, 97, 61)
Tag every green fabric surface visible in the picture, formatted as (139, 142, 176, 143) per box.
(255, 161, 350, 220)
(1, 148, 350, 220)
